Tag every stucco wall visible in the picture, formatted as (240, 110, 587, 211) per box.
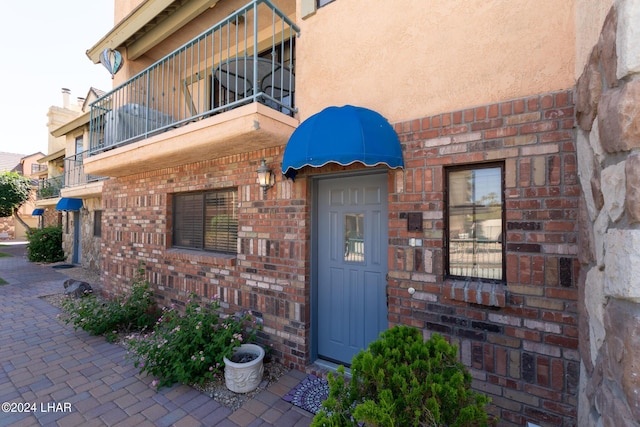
(297, 0, 575, 123)
(575, 0, 615, 78)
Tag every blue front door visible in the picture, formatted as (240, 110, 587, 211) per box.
(72, 211, 81, 264)
(316, 173, 389, 365)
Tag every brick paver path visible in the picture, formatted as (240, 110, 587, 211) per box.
(0, 244, 312, 426)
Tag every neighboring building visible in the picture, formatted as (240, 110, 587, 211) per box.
(35, 88, 84, 228)
(0, 152, 44, 239)
(50, 87, 107, 273)
(77, 0, 640, 425)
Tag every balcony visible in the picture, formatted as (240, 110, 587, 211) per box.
(86, 0, 299, 177)
(37, 176, 63, 200)
(31, 164, 47, 175)
(61, 152, 107, 198)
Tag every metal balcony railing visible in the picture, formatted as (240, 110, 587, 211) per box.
(89, 0, 299, 155)
(449, 239, 503, 280)
(37, 176, 64, 200)
(64, 151, 107, 187)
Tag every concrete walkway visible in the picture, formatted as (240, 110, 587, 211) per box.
(0, 243, 313, 427)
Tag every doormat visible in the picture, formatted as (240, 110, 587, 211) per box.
(282, 374, 329, 415)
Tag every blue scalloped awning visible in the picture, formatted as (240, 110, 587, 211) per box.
(282, 105, 404, 179)
(32, 208, 44, 216)
(55, 198, 83, 211)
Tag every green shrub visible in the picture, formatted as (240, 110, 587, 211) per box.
(126, 294, 259, 389)
(312, 325, 493, 427)
(26, 226, 65, 263)
(61, 270, 158, 342)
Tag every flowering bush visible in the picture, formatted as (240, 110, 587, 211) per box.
(126, 294, 259, 389)
(27, 226, 65, 263)
(61, 271, 158, 342)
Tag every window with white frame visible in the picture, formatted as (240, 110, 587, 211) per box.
(173, 189, 238, 254)
(446, 163, 504, 281)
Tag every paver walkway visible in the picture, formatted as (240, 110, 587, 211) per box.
(0, 243, 313, 426)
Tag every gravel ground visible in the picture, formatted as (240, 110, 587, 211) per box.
(41, 266, 289, 412)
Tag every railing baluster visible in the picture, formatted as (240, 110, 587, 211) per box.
(89, 0, 300, 156)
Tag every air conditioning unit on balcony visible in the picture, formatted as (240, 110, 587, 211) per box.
(104, 103, 174, 148)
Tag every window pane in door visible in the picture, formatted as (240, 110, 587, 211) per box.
(344, 213, 364, 262)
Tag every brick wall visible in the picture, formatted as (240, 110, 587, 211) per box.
(389, 89, 579, 426)
(99, 147, 311, 370)
(99, 88, 579, 426)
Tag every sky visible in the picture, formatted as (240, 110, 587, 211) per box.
(0, 1, 114, 156)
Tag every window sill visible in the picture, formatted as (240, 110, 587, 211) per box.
(443, 279, 506, 308)
(165, 248, 236, 267)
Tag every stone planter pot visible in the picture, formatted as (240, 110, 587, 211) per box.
(223, 343, 265, 393)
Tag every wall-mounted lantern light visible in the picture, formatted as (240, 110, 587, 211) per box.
(257, 159, 275, 197)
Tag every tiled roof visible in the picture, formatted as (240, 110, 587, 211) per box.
(0, 152, 26, 173)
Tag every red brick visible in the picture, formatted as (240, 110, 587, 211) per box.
(485, 127, 518, 139)
(524, 384, 561, 401)
(544, 221, 575, 232)
(542, 400, 577, 417)
(464, 108, 474, 122)
(521, 121, 558, 134)
(441, 125, 468, 135)
(536, 356, 550, 386)
(475, 106, 487, 120)
(555, 91, 569, 107)
(540, 130, 573, 143)
(544, 107, 574, 120)
(527, 97, 540, 110)
(505, 327, 541, 342)
(544, 335, 578, 349)
(484, 344, 495, 373)
(487, 104, 499, 118)
(519, 255, 531, 284)
(551, 359, 564, 391)
(470, 118, 504, 131)
(541, 94, 554, 109)
(496, 348, 507, 376)
(513, 99, 525, 114)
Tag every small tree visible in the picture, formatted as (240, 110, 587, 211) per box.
(0, 171, 34, 232)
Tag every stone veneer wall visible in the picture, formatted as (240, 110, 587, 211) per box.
(82, 198, 102, 274)
(575, 1, 640, 426)
(61, 197, 102, 276)
(0, 217, 15, 240)
(391, 89, 579, 426)
(42, 208, 61, 229)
